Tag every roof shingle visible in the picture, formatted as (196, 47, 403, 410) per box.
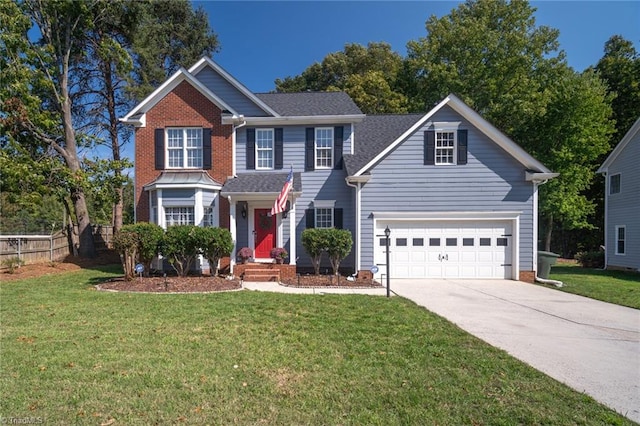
(255, 92, 363, 116)
(221, 172, 302, 194)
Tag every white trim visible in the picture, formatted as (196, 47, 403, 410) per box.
(222, 114, 365, 126)
(373, 212, 520, 280)
(165, 127, 204, 169)
(248, 201, 279, 261)
(289, 201, 297, 265)
(353, 94, 552, 177)
(615, 225, 626, 255)
(532, 183, 539, 273)
(434, 128, 457, 166)
(350, 124, 355, 155)
(313, 200, 336, 208)
(315, 127, 334, 169)
(603, 175, 609, 268)
(372, 211, 522, 220)
(354, 183, 362, 271)
(188, 57, 280, 117)
(255, 128, 275, 170)
(144, 182, 222, 191)
(229, 200, 237, 271)
(525, 171, 560, 182)
(598, 117, 640, 173)
(121, 67, 238, 125)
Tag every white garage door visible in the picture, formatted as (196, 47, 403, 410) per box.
(375, 221, 513, 279)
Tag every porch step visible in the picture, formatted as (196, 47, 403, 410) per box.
(242, 268, 280, 282)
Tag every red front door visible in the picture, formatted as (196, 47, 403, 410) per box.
(254, 208, 276, 258)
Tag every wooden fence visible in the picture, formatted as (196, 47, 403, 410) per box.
(0, 225, 114, 267)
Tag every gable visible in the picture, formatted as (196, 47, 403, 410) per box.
(351, 94, 553, 177)
(598, 117, 640, 173)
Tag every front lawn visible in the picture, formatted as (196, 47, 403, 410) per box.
(0, 266, 633, 425)
(550, 265, 640, 309)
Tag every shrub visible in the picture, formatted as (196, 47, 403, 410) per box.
(302, 228, 326, 275)
(113, 227, 139, 281)
(129, 222, 164, 276)
(238, 247, 253, 263)
(2, 256, 24, 274)
(270, 247, 288, 261)
(200, 227, 234, 276)
(160, 225, 202, 277)
(324, 228, 353, 275)
(576, 250, 605, 268)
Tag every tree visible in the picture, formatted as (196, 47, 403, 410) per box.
(403, 0, 614, 251)
(275, 42, 408, 113)
(301, 228, 326, 275)
(324, 228, 353, 275)
(1, 0, 97, 257)
(594, 35, 640, 142)
(199, 227, 234, 276)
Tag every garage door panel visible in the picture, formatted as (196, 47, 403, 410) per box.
(376, 220, 513, 279)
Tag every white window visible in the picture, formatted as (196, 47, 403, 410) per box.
(203, 207, 215, 227)
(256, 129, 274, 170)
(435, 131, 456, 165)
(165, 207, 194, 226)
(166, 128, 202, 169)
(315, 127, 333, 169)
(315, 208, 333, 228)
(615, 225, 626, 255)
(610, 173, 621, 194)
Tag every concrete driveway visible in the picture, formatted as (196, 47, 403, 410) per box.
(392, 279, 640, 423)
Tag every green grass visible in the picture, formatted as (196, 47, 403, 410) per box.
(1, 266, 633, 425)
(550, 265, 640, 309)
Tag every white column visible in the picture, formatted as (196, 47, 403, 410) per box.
(355, 182, 361, 272)
(289, 199, 296, 265)
(229, 197, 237, 272)
(194, 188, 204, 226)
(157, 189, 164, 229)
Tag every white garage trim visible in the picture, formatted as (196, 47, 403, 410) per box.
(373, 211, 520, 280)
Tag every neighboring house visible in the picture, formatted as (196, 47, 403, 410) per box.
(121, 57, 557, 282)
(597, 118, 640, 272)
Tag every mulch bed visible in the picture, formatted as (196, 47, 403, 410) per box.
(281, 274, 382, 288)
(97, 276, 241, 293)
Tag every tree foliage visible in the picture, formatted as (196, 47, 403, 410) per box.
(301, 228, 326, 275)
(199, 227, 234, 276)
(113, 226, 139, 281)
(129, 222, 164, 276)
(324, 228, 353, 275)
(159, 225, 202, 277)
(594, 35, 640, 141)
(275, 42, 408, 113)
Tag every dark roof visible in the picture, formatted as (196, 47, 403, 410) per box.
(221, 172, 302, 194)
(255, 92, 363, 116)
(344, 114, 425, 175)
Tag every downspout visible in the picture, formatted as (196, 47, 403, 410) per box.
(345, 178, 361, 272)
(533, 178, 564, 287)
(231, 115, 246, 177)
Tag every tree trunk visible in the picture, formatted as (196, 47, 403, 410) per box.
(71, 187, 97, 258)
(544, 214, 553, 252)
(113, 186, 123, 233)
(103, 55, 124, 233)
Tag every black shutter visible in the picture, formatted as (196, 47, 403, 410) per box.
(246, 128, 255, 170)
(457, 129, 468, 165)
(154, 128, 164, 170)
(334, 208, 343, 229)
(424, 130, 435, 165)
(334, 126, 343, 169)
(305, 128, 315, 171)
(305, 208, 315, 228)
(202, 128, 212, 170)
(274, 128, 283, 170)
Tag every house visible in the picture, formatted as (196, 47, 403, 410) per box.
(121, 56, 557, 282)
(597, 118, 640, 272)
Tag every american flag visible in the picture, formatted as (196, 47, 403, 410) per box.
(271, 168, 293, 216)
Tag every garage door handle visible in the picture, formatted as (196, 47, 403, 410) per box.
(438, 254, 442, 261)
(445, 254, 448, 261)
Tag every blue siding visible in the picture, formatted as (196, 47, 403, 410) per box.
(359, 106, 535, 272)
(194, 67, 269, 117)
(235, 124, 355, 271)
(606, 135, 640, 270)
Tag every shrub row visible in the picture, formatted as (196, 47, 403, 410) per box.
(301, 228, 353, 275)
(113, 224, 233, 280)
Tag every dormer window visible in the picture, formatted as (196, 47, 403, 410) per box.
(424, 123, 468, 166)
(435, 131, 456, 165)
(167, 128, 203, 169)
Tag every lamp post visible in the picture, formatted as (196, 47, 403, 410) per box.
(384, 226, 391, 298)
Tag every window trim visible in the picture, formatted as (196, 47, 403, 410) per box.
(315, 207, 334, 229)
(255, 128, 274, 170)
(315, 127, 334, 169)
(615, 225, 626, 255)
(165, 127, 203, 169)
(435, 130, 457, 165)
(610, 173, 621, 195)
(164, 206, 195, 226)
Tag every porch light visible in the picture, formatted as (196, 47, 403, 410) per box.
(241, 204, 247, 219)
(282, 201, 291, 219)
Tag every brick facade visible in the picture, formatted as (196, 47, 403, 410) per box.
(135, 80, 233, 227)
(519, 270, 535, 284)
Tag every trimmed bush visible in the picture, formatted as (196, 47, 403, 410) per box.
(302, 228, 326, 275)
(113, 227, 139, 281)
(160, 225, 202, 277)
(324, 228, 352, 275)
(129, 222, 164, 277)
(200, 227, 234, 276)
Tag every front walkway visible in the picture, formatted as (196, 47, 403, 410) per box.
(391, 279, 640, 423)
(242, 281, 388, 296)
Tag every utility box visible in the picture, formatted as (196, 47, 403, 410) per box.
(537, 251, 560, 279)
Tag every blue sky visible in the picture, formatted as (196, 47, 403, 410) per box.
(195, 1, 640, 93)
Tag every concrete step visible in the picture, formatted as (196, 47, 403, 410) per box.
(243, 273, 280, 282)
